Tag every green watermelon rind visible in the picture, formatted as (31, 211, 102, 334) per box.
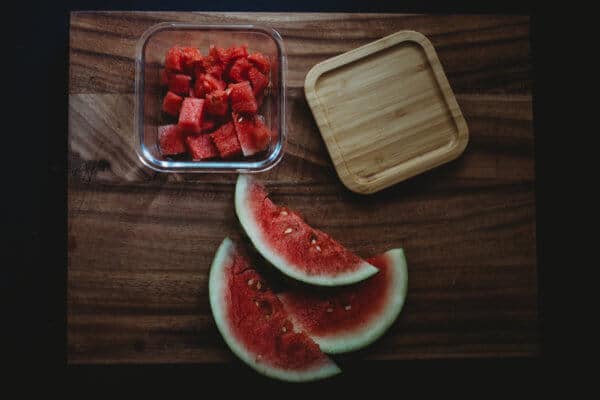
(282, 248, 408, 354)
(235, 174, 379, 286)
(208, 237, 342, 382)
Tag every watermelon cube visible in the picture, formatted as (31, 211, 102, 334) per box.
(210, 121, 242, 159)
(159, 69, 172, 87)
(202, 51, 224, 79)
(168, 74, 192, 96)
(248, 52, 270, 74)
(158, 124, 186, 155)
(227, 45, 249, 62)
(195, 73, 226, 96)
(185, 134, 220, 160)
(248, 67, 269, 97)
(227, 57, 252, 83)
(232, 113, 271, 156)
(202, 118, 217, 133)
(180, 47, 203, 75)
(229, 81, 258, 114)
(162, 91, 183, 117)
(165, 46, 183, 72)
(178, 98, 205, 134)
(205, 89, 229, 117)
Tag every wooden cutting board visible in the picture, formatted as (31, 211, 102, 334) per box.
(68, 12, 538, 364)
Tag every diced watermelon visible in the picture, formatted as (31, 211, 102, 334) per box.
(205, 89, 229, 117)
(193, 78, 206, 99)
(202, 118, 217, 133)
(229, 81, 258, 114)
(248, 52, 270, 74)
(232, 113, 271, 156)
(196, 73, 226, 95)
(159, 69, 172, 87)
(181, 47, 203, 75)
(185, 134, 220, 160)
(165, 46, 184, 72)
(178, 98, 205, 134)
(210, 121, 242, 159)
(158, 124, 186, 155)
(248, 67, 269, 97)
(227, 57, 252, 82)
(228, 45, 249, 61)
(202, 51, 224, 79)
(168, 74, 192, 96)
(162, 91, 183, 117)
(211, 44, 249, 71)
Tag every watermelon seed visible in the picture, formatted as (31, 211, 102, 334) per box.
(256, 281, 262, 290)
(281, 326, 287, 333)
(316, 246, 322, 252)
(280, 210, 288, 216)
(284, 228, 293, 234)
(247, 279, 254, 286)
(344, 305, 352, 311)
(254, 301, 259, 307)
(311, 239, 317, 245)
(237, 116, 243, 122)
(326, 308, 333, 313)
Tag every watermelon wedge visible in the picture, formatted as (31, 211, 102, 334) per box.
(235, 175, 378, 286)
(209, 238, 341, 382)
(279, 249, 408, 353)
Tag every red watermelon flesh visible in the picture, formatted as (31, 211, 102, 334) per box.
(168, 74, 192, 96)
(202, 52, 224, 79)
(159, 69, 172, 87)
(180, 47, 202, 75)
(279, 249, 408, 353)
(209, 238, 340, 381)
(232, 113, 271, 156)
(248, 52, 270, 74)
(235, 175, 378, 286)
(165, 46, 183, 72)
(248, 67, 269, 97)
(158, 124, 186, 155)
(185, 134, 219, 160)
(210, 121, 242, 159)
(205, 89, 229, 117)
(178, 98, 205, 134)
(227, 57, 252, 82)
(229, 81, 258, 114)
(162, 91, 183, 117)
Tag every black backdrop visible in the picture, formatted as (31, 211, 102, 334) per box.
(6, 0, 554, 395)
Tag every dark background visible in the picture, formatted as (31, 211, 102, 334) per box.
(6, 0, 560, 393)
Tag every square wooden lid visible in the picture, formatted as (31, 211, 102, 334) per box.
(304, 30, 468, 194)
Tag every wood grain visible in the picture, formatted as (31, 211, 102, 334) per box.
(305, 30, 469, 194)
(68, 12, 538, 364)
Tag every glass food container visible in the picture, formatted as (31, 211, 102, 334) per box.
(134, 22, 287, 173)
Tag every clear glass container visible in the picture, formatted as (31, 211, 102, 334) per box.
(134, 22, 287, 173)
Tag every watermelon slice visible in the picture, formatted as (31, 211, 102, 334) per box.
(209, 238, 341, 382)
(229, 81, 258, 114)
(232, 113, 271, 156)
(279, 249, 408, 353)
(158, 124, 186, 155)
(235, 175, 378, 286)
